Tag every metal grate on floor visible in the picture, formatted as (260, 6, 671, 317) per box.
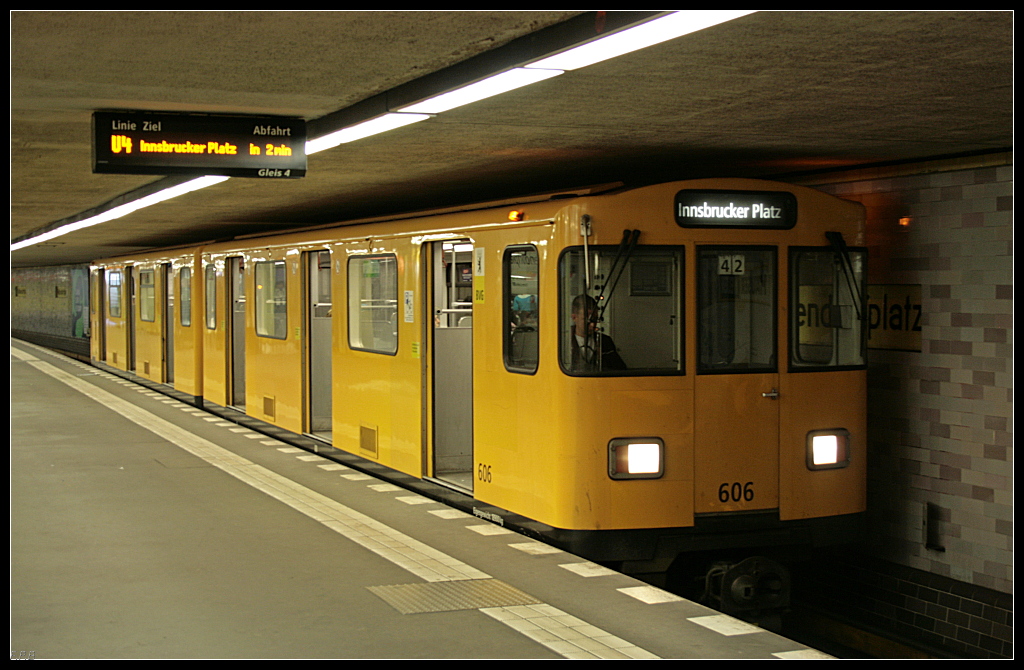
(368, 579, 541, 614)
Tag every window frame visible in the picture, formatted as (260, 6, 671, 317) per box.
(108, 269, 123, 318)
(204, 263, 217, 330)
(695, 245, 778, 375)
(557, 245, 686, 378)
(179, 266, 192, 327)
(788, 245, 868, 372)
(254, 259, 288, 340)
(139, 269, 156, 322)
(347, 254, 399, 356)
(503, 245, 540, 374)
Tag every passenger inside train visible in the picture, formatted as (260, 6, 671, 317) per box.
(569, 294, 626, 372)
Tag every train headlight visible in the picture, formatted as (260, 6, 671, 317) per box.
(609, 438, 664, 479)
(806, 429, 851, 470)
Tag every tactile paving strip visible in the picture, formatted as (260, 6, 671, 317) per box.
(368, 579, 541, 614)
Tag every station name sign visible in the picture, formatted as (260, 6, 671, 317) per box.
(674, 190, 797, 229)
(93, 111, 307, 178)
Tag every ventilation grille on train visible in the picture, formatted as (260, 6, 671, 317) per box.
(360, 424, 378, 458)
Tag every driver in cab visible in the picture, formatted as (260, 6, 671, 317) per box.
(570, 294, 626, 372)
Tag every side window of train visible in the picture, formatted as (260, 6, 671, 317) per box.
(108, 270, 122, 318)
(180, 267, 191, 327)
(348, 254, 398, 355)
(139, 269, 156, 322)
(205, 264, 217, 329)
(504, 246, 539, 374)
(697, 246, 777, 373)
(254, 260, 287, 339)
(789, 247, 867, 369)
(558, 246, 684, 376)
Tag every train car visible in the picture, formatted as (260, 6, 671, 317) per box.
(91, 178, 867, 618)
(195, 235, 338, 432)
(91, 246, 204, 401)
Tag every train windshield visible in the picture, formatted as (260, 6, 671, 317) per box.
(697, 246, 777, 373)
(559, 246, 684, 376)
(789, 247, 867, 369)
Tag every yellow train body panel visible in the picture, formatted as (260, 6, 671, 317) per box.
(131, 259, 168, 384)
(241, 245, 302, 432)
(332, 236, 424, 477)
(93, 260, 131, 371)
(199, 248, 231, 408)
(170, 249, 204, 399)
(779, 369, 868, 520)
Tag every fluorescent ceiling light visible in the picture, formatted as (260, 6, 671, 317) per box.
(306, 113, 430, 155)
(398, 67, 563, 115)
(10, 175, 229, 251)
(13, 11, 756, 253)
(526, 10, 755, 71)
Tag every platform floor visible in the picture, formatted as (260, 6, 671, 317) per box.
(11, 339, 833, 659)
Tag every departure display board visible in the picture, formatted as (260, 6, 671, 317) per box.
(93, 111, 307, 178)
(675, 190, 797, 229)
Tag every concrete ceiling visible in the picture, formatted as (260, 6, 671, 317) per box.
(10, 10, 1013, 268)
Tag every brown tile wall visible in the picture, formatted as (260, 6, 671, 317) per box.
(800, 158, 1012, 657)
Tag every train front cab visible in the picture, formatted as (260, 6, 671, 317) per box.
(468, 180, 868, 573)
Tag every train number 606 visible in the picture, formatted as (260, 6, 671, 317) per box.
(719, 481, 754, 503)
(477, 463, 492, 483)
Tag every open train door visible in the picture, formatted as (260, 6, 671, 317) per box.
(693, 246, 780, 514)
(227, 256, 246, 410)
(91, 268, 106, 362)
(427, 240, 475, 493)
(163, 263, 174, 384)
(127, 265, 137, 373)
(305, 250, 333, 442)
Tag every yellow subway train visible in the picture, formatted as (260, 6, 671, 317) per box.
(90, 178, 867, 616)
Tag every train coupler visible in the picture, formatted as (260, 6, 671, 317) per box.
(701, 556, 791, 622)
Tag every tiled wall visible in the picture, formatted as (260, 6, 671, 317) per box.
(802, 157, 1012, 657)
(796, 551, 1013, 657)
(11, 265, 90, 339)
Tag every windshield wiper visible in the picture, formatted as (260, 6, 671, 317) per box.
(825, 231, 864, 321)
(596, 228, 640, 320)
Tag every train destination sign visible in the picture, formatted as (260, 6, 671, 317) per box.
(93, 111, 307, 178)
(674, 190, 797, 229)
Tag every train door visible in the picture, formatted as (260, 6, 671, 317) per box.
(428, 240, 474, 492)
(694, 246, 780, 514)
(127, 265, 137, 373)
(227, 256, 246, 409)
(163, 263, 174, 384)
(306, 250, 332, 441)
(93, 268, 106, 362)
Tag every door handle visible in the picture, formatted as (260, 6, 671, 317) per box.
(762, 388, 779, 399)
